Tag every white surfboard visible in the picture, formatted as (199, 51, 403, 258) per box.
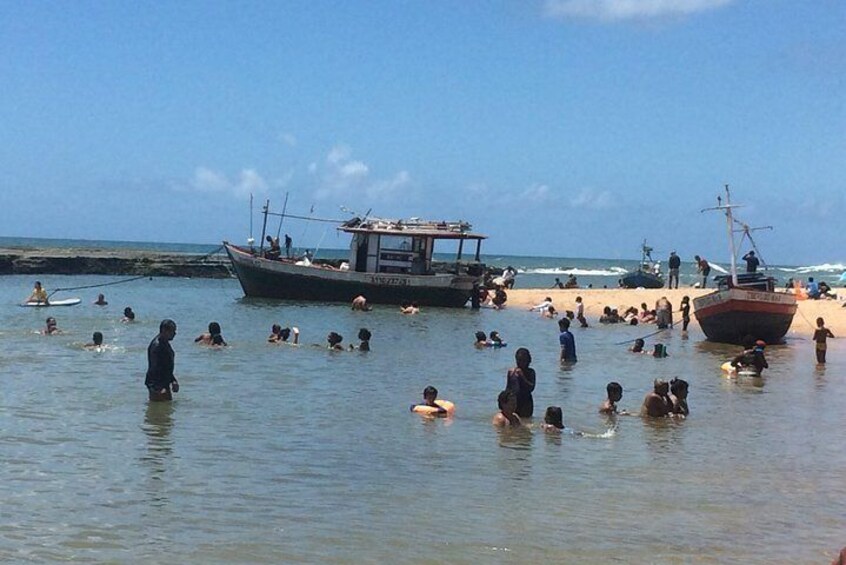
(20, 298, 82, 307)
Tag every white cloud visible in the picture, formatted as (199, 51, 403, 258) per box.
(188, 166, 268, 199)
(520, 183, 553, 202)
(544, 0, 733, 22)
(570, 187, 615, 209)
(311, 144, 410, 202)
(279, 132, 298, 147)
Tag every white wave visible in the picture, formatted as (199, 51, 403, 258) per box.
(525, 267, 628, 276)
(794, 263, 846, 274)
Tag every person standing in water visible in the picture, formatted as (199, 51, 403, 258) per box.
(492, 390, 521, 427)
(575, 296, 588, 327)
(93, 293, 108, 306)
(641, 379, 672, 418)
(558, 318, 577, 363)
(813, 317, 835, 364)
(599, 382, 624, 415)
(679, 296, 691, 335)
(505, 348, 536, 419)
(145, 319, 179, 401)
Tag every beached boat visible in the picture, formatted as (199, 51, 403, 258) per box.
(620, 241, 664, 289)
(693, 186, 796, 345)
(224, 206, 487, 307)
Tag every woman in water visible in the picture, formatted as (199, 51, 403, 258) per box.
(505, 348, 536, 419)
(195, 322, 227, 347)
(492, 390, 521, 427)
(122, 307, 136, 323)
(669, 378, 690, 417)
(326, 332, 345, 350)
(540, 406, 565, 432)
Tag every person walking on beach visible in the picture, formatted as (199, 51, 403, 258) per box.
(558, 318, 577, 363)
(668, 251, 681, 289)
(505, 348, 536, 419)
(813, 317, 835, 364)
(145, 319, 179, 401)
(694, 255, 711, 288)
(742, 250, 760, 273)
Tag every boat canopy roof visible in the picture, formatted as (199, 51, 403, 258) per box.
(338, 217, 487, 240)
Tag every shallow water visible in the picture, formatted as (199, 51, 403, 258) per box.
(1, 274, 844, 563)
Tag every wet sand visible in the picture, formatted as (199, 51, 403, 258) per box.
(507, 287, 844, 337)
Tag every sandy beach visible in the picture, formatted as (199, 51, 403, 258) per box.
(507, 287, 844, 338)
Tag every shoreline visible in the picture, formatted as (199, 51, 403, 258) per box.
(506, 287, 843, 338)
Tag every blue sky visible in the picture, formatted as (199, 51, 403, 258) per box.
(1, 1, 843, 265)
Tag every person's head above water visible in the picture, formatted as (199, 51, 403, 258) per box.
(46, 316, 56, 327)
(475, 331, 488, 342)
(327, 332, 343, 346)
(208, 321, 222, 336)
(271, 324, 281, 335)
(515, 347, 532, 368)
(632, 338, 645, 352)
(358, 328, 371, 341)
(92, 331, 103, 345)
(124, 307, 135, 320)
(607, 381, 623, 401)
(423, 386, 438, 404)
(498, 389, 516, 412)
(670, 378, 689, 399)
(489, 331, 501, 343)
(544, 406, 564, 429)
(280, 327, 291, 341)
(653, 379, 669, 395)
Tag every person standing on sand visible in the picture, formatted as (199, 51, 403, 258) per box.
(558, 318, 577, 363)
(694, 255, 711, 288)
(668, 251, 681, 289)
(505, 348, 536, 419)
(813, 317, 835, 364)
(145, 319, 179, 402)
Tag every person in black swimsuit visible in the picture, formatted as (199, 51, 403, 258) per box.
(145, 319, 179, 401)
(505, 348, 536, 418)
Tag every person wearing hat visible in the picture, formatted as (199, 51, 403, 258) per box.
(731, 336, 769, 376)
(668, 251, 681, 289)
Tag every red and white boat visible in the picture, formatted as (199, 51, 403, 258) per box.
(693, 186, 796, 345)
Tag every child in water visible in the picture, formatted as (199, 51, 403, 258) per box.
(489, 331, 506, 347)
(669, 378, 690, 417)
(410, 386, 449, 416)
(629, 338, 646, 353)
(122, 307, 135, 323)
(354, 328, 371, 351)
(84, 331, 104, 349)
(326, 332, 345, 350)
(599, 382, 624, 415)
(492, 389, 521, 427)
(540, 406, 565, 432)
(813, 317, 835, 364)
(474, 331, 489, 348)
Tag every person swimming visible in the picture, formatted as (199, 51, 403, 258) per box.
(474, 331, 489, 348)
(326, 332, 345, 350)
(351, 295, 372, 311)
(122, 307, 136, 323)
(84, 331, 104, 349)
(410, 386, 449, 416)
(540, 406, 565, 432)
(42, 316, 61, 335)
(93, 293, 108, 306)
(731, 336, 768, 375)
(492, 389, 521, 427)
(669, 378, 689, 416)
(599, 382, 624, 415)
(355, 328, 371, 351)
(630, 338, 646, 353)
(489, 331, 506, 347)
(641, 379, 672, 418)
(400, 301, 420, 315)
(195, 321, 227, 347)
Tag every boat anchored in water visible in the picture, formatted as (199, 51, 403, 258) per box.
(692, 186, 796, 345)
(620, 240, 664, 289)
(224, 203, 487, 307)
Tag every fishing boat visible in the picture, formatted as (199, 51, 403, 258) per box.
(693, 186, 796, 345)
(620, 241, 664, 289)
(223, 203, 487, 307)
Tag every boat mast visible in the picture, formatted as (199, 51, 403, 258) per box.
(723, 185, 739, 286)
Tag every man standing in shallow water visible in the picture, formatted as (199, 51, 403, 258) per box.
(146, 319, 179, 401)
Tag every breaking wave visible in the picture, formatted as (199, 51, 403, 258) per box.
(522, 267, 629, 276)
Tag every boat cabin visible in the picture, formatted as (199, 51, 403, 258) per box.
(714, 272, 775, 292)
(339, 217, 486, 276)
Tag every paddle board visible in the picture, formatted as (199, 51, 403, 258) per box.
(720, 361, 759, 378)
(21, 298, 82, 307)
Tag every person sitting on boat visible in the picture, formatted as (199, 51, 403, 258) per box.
(351, 295, 372, 311)
(355, 328, 371, 351)
(265, 235, 281, 259)
(641, 379, 672, 418)
(296, 249, 313, 266)
(669, 378, 689, 417)
(491, 288, 507, 309)
(600, 382, 625, 415)
(492, 389, 522, 427)
(474, 331, 490, 348)
(28, 281, 49, 305)
(742, 250, 760, 273)
(564, 274, 578, 288)
(410, 386, 449, 416)
(195, 322, 227, 347)
(122, 307, 136, 323)
(42, 316, 61, 335)
(84, 331, 104, 350)
(326, 332, 345, 350)
(93, 293, 108, 306)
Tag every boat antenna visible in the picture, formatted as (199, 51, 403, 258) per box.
(248, 193, 255, 247)
(701, 184, 744, 286)
(275, 191, 290, 239)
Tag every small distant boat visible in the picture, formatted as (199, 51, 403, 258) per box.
(620, 241, 664, 289)
(224, 202, 487, 307)
(20, 298, 81, 307)
(693, 186, 796, 345)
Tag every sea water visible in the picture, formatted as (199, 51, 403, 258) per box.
(1, 272, 844, 563)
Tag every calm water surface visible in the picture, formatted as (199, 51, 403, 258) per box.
(1, 275, 844, 563)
